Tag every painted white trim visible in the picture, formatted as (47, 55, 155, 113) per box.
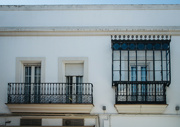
(6, 104, 94, 113)
(16, 57, 46, 82)
(0, 5, 180, 11)
(115, 104, 168, 114)
(0, 26, 180, 36)
(58, 57, 88, 83)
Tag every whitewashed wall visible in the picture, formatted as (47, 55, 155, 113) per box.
(0, 5, 180, 127)
(0, 10, 180, 26)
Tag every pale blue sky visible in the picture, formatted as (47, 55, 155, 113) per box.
(0, 0, 180, 5)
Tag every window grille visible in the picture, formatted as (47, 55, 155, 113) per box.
(112, 35, 171, 104)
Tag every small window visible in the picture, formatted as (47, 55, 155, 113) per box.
(24, 64, 41, 83)
(20, 119, 41, 126)
(63, 119, 84, 126)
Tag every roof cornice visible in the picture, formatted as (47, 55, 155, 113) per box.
(0, 26, 180, 36)
(0, 4, 180, 11)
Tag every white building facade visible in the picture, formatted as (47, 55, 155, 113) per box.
(0, 4, 180, 127)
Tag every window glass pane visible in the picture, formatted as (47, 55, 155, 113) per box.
(121, 51, 128, 60)
(148, 70, 154, 81)
(155, 61, 161, 71)
(129, 61, 136, 67)
(121, 71, 128, 81)
(113, 51, 120, 60)
(131, 67, 137, 81)
(163, 61, 167, 71)
(163, 70, 168, 81)
(137, 51, 145, 60)
(141, 67, 146, 81)
(166, 51, 170, 61)
(147, 51, 153, 60)
(155, 70, 161, 81)
(129, 51, 136, 61)
(154, 51, 161, 60)
(113, 71, 120, 81)
(113, 61, 120, 70)
(162, 51, 167, 61)
(25, 67, 31, 83)
(121, 61, 128, 71)
(147, 60, 153, 71)
(137, 60, 145, 65)
(35, 67, 41, 83)
(76, 76, 83, 84)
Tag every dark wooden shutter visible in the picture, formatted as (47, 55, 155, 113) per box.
(20, 119, 41, 126)
(63, 119, 84, 126)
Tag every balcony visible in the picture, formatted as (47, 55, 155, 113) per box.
(6, 83, 93, 113)
(114, 82, 168, 113)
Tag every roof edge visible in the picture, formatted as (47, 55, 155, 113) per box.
(0, 4, 180, 11)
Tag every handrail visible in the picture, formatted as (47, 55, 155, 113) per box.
(8, 83, 93, 104)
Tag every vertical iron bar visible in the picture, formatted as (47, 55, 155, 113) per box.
(128, 43, 130, 81)
(112, 47, 114, 86)
(161, 43, 163, 81)
(136, 43, 138, 101)
(153, 45, 155, 81)
(169, 42, 171, 83)
(120, 47, 121, 82)
(145, 46, 147, 102)
(166, 49, 168, 82)
(155, 84, 156, 102)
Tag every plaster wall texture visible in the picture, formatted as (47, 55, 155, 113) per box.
(0, 10, 180, 27)
(0, 5, 180, 127)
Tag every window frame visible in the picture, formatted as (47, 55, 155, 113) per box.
(16, 57, 46, 83)
(112, 40, 171, 85)
(58, 57, 88, 83)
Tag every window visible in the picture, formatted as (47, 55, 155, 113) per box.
(24, 64, 41, 103)
(16, 57, 45, 82)
(66, 76, 83, 103)
(20, 119, 41, 126)
(15, 57, 45, 103)
(112, 37, 171, 104)
(58, 57, 88, 82)
(24, 64, 41, 83)
(58, 58, 89, 103)
(63, 119, 84, 126)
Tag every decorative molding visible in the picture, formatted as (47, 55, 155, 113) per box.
(0, 26, 180, 36)
(6, 104, 94, 113)
(0, 5, 180, 11)
(111, 35, 171, 40)
(16, 57, 46, 82)
(58, 57, 88, 82)
(114, 104, 168, 114)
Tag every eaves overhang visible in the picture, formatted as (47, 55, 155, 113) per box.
(0, 26, 180, 36)
(0, 4, 180, 11)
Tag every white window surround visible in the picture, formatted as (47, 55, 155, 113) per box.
(58, 57, 88, 82)
(16, 57, 45, 82)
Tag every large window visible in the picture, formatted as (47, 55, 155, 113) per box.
(112, 38, 171, 104)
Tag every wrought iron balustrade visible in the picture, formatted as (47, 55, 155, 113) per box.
(8, 83, 93, 104)
(115, 82, 166, 104)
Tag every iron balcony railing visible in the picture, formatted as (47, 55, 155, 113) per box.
(115, 82, 166, 104)
(8, 83, 93, 104)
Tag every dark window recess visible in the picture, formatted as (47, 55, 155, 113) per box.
(112, 40, 171, 104)
(20, 119, 41, 126)
(63, 119, 84, 126)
